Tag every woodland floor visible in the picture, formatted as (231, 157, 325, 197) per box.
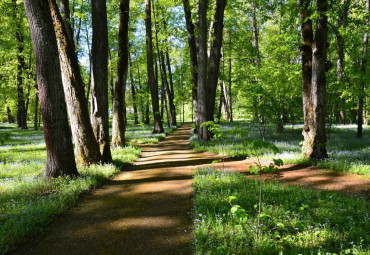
(12, 124, 370, 255)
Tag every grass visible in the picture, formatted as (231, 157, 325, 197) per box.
(0, 122, 178, 254)
(126, 124, 180, 144)
(191, 121, 370, 175)
(193, 167, 370, 254)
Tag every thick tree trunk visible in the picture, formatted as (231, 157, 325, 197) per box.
(300, 0, 313, 155)
(91, 0, 112, 162)
(13, 0, 27, 129)
(197, 0, 209, 141)
(182, 0, 198, 131)
(112, 0, 130, 147)
(24, 0, 78, 178)
(357, 0, 369, 137)
(145, 102, 150, 125)
(302, 0, 329, 159)
(48, 0, 101, 166)
(206, 0, 227, 122)
(145, 0, 163, 133)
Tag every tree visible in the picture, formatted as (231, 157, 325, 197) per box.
(145, 0, 164, 133)
(301, 0, 330, 159)
(24, 0, 78, 178)
(357, 0, 369, 137)
(48, 0, 101, 166)
(112, 0, 130, 147)
(13, 0, 28, 129)
(90, 0, 112, 162)
(197, 0, 227, 141)
(182, 0, 199, 132)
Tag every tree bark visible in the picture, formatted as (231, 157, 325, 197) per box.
(165, 50, 177, 126)
(303, 0, 329, 159)
(90, 0, 112, 162)
(7, 107, 14, 123)
(228, 33, 233, 122)
(24, 0, 78, 178)
(252, 1, 260, 69)
(357, 0, 369, 137)
(145, 0, 164, 133)
(336, 0, 349, 124)
(34, 92, 39, 130)
(129, 57, 139, 125)
(48, 0, 101, 166)
(60, 0, 74, 42)
(206, 0, 227, 122)
(197, 0, 209, 141)
(182, 0, 198, 131)
(112, 0, 130, 147)
(13, 0, 28, 129)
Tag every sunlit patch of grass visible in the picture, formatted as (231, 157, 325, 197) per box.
(126, 124, 179, 144)
(193, 168, 369, 254)
(191, 122, 370, 175)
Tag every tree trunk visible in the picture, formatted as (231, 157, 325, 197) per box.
(48, 0, 101, 166)
(336, 0, 349, 124)
(24, 0, 78, 178)
(228, 34, 233, 122)
(182, 0, 198, 131)
(206, 0, 227, 122)
(34, 92, 39, 130)
(357, 0, 369, 137)
(60, 0, 74, 42)
(252, 1, 260, 69)
(300, 0, 313, 155)
(13, 0, 27, 129)
(112, 0, 130, 147)
(145, 0, 163, 133)
(91, 0, 112, 162)
(7, 107, 14, 123)
(165, 50, 177, 126)
(303, 0, 329, 159)
(197, 0, 209, 141)
(129, 58, 139, 125)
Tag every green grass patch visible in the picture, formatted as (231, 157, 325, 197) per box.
(126, 124, 180, 144)
(193, 168, 369, 254)
(191, 122, 370, 175)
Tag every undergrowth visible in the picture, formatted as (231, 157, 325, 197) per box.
(193, 168, 369, 254)
(191, 122, 369, 175)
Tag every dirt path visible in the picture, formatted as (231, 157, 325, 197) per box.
(13, 124, 219, 255)
(12, 124, 369, 255)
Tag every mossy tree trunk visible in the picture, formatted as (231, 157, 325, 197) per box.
(90, 0, 112, 162)
(48, 0, 101, 166)
(112, 0, 130, 147)
(24, 0, 78, 178)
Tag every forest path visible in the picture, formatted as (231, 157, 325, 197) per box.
(13, 124, 369, 255)
(13, 124, 220, 255)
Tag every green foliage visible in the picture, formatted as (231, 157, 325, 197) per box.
(193, 168, 369, 254)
